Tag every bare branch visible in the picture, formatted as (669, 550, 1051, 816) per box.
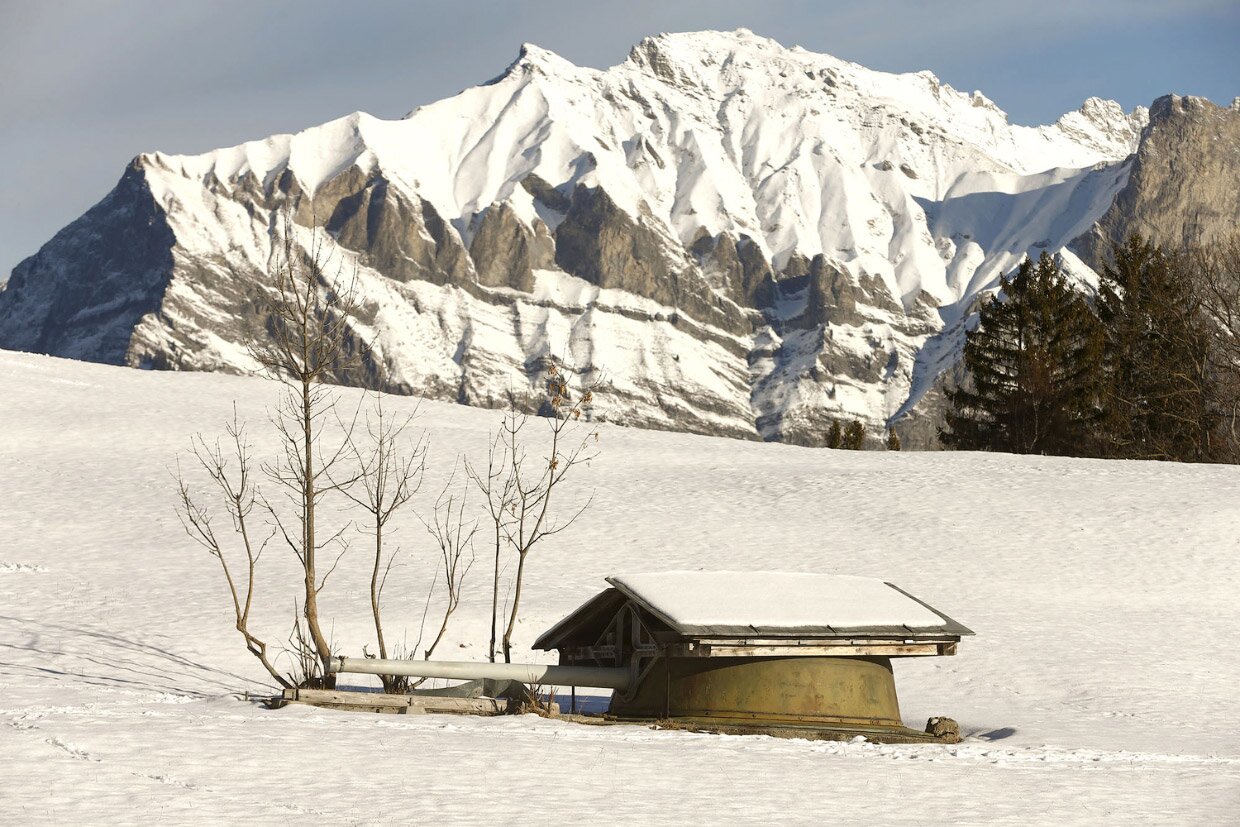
(488, 361, 601, 662)
(173, 416, 290, 690)
(419, 461, 479, 661)
(245, 206, 373, 677)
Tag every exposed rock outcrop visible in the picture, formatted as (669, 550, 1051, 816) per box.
(1075, 94, 1240, 267)
(0, 159, 175, 363)
(690, 231, 775, 309)
(799, 256, 861, 329)
(324, 170, 475, 287)
(553, 185, 749, 336)
(469, 202, 554, 292)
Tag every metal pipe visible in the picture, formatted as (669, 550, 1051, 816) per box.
(326, 656, 632, 691)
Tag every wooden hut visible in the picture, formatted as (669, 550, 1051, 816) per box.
(533, 571, 973, 741)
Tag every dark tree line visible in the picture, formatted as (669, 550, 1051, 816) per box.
(823, 420, 901, 451)
(941, 236, 1240, 463)
(826, 419, 868, 450)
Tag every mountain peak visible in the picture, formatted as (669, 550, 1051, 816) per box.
(624, 29, 810, 86)
(475, 41, 583, 91)
(504, 41, 581, 79)
(1148, 93, 1224, 121)
(630, 28, 780, 56)
(3, 29, 1204, 447)
(516, 42, 569, 66)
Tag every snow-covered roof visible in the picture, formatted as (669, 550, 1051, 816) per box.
(611, 571, 953, 632)
(534, 571, 973, 648)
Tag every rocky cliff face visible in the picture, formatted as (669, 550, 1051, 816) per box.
(2, 30, 1212, 447)
(1074, 95, 1240, 269)
(0, 161, 176, 363)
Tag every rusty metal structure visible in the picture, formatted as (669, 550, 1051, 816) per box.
(532, 572, 973, 741)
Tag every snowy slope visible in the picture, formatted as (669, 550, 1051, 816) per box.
(0, 30, 1150, 446)
(142, 30, 1144, 300)
(2, 351, 1238, 823)
(153, 30, 1141, 287)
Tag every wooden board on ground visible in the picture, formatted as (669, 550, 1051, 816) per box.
(279, 687, 513, 716)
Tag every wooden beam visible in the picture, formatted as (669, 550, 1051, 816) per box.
(283, 688, 511, 715)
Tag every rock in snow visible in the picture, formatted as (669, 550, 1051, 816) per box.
(7, 29, 1225, 448)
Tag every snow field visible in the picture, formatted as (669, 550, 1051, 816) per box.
(1, 350, 1238, 823)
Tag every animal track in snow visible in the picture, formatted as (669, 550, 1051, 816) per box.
(0, 562, 49, 573)
(45, 736, 101, 763)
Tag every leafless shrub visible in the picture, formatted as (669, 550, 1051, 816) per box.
(335, 393, 427, 692)
(469, 362, 600, 663)
(517, 682, 558, 717)
(174, 409, 288, 688)
(417, 464, 479, 662)
(466, 423, 518, 663)
(179, 209, 588, 694)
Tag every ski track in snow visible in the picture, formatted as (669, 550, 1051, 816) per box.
(1, 350, 1238, 823)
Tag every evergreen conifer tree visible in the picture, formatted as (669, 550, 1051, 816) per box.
(886, 428, 901, 451)
(826, 420, 843, 449)
(844, 420, 866, 450)
(941, 253, 1104, 455)
(1095, 236, 1212, 461)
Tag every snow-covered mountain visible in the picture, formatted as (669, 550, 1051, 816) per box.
(0, 30, 1174, 445)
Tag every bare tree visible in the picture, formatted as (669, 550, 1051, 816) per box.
(417, 465, 479, 662)
(335, 393, 427, 692)
(179, 212, 489, 694)
(248, 211, 366, 680)
(497, 364, 600, 663)
(174, 410, 289, 688)
(465, 423, 518, 662)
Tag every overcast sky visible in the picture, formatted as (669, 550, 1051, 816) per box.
(1, 0, 1237, 280)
